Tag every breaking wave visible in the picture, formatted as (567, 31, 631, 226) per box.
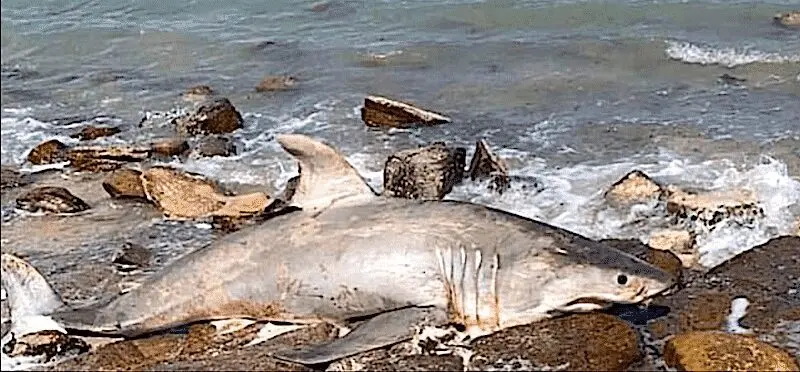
(665, 40, 800, 68)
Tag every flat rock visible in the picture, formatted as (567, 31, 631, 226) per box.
(774, 10, 800, 28)
(112, 242, 152, 270)
(66, 145, 151, 172)
(194, 135, 237, 157)
(255, 76, 296, 92)
(647, 229, 698, 268)
(102, 168, 147, 199)
(666, 186, 764, 234)
(69, 126, 121, 141)
(173, 98, 244, 136)
(16, 186, 91, 214)
(384, 142, 466, 200)
(27, 139, 70, 165)
(467, 139, 510, 193)
(150, 138, 190, 158)
(664, 331, 799, 371)
(3, 330, 89, 362)
(604, 170, 664, 207)
(361, 95, 451, 128)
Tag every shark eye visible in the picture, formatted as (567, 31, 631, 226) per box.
(616, 274, 628, 285)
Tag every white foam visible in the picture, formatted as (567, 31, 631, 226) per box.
(726, 297, 752, 335)
(665, 40, 800, 68)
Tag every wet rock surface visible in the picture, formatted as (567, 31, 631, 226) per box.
(27, 139, 70, 165)
(664, 331, 799, 371)
(604, 170, 664, 207)
(647, 229, 698, 268)
(173, 98, 244, 136)
(102, 168, 147, 200)
(384, 142, 466, 200)
(70, 126, 121, 141)
(255, 75, 297, 92)
(16, 186, 91, 214)
(467, 139, 510, 193)
(194, 135, 237, 158)
(361, 95, 451, 128)
(66, 145, 151, 172)
(150, 138, 190, 158)
(665, 186, 764, 234)
(3, 330, 89, 362)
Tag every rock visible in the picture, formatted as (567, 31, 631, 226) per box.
(150, 138, 190, 158)
(255, 75, 296, 92)
(664, 331, 798, 371)
(281, 175, 300, 203)
(173, 98, 244, 136)
(470, 313, 641, 371)
(141, 166, 270, 219)
(467, 139, 510, 193)
(361, 95, 451, 128)
(69, 126, 121, 141)
(665, 186, 764, 234)
(66, 145, 151, 172)
(182, 85, 215, 103)
(194, 135, 237, 157)
(648, 229, 698, 268)
(2, 330, 89, 361)
(604, 170, 664, 207)
(774, 10, 800, 28)
(102, 168, 147, 199)
(1, 165, 30, 190)
(27, 139, 69, 165)
(384, 142, 466, 200)
(16, 186, 91, 214)
(113, 243, 151, 271)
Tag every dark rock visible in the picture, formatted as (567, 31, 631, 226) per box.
(173, 98, 244, 136)
(195, 135, 237, 157)
(361, 95, 451, 128)
(664, 331, 798, 371)
(282, 175, 300, 203)
(255, 76, 296, 92)
(384, 142, 466, 200)
(102, 168, 147, 199)
(718, 73, 746, 85)
(150, 138, 190, 158)
(113, 242, 152, 271)
(27, 139, 70, 165)
(69, 126, 121, 141)
(1, 165, 30, 190)
(604, 170, 664, 207)
(467, 139, 510, 193)
(16, 186, 91, 214)
(2, 330, 89, 362)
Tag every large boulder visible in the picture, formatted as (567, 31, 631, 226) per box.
(27, 139, 69, 165)
(384, 142, 466, 200)
(604, 170, 665, 207)
(102, 168, 148, 200)
(173, 98, 244, 136)
(361, 95, 451, 128)
(16, 186, 91, 214)
(467, 139, 510, 193)
(664, 331, 798, 371)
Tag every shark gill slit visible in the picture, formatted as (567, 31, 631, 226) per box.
(473, 248, 482, 324)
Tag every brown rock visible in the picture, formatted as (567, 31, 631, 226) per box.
(16, 186, 91, 214)
(1, 165, 30, 190)
(194, 135, 237, 157)
(102, 168, 147, 199)
(774, 10, 800, 28)
(66, 145, 151, 172)
(467, 139, 510, 193)
(664, 331, 799, 371)
(112, 242, 151, 270)
(384, 142, 466, 200)
(604, 170, 664, 207)
(648, 229, 698, 268)
(69, 126, 121, 141)
(27, 139, 70, 165)
(470, 313, 641, 371)
(2, 330, 89, 361)
(183, 85, 215, 102)
(255, 75, 296, 92)
(666, 186, 764, 233)
(150, 138, 190, 158)
(361, 95, 451, 128)
(173, 98, 244, 136)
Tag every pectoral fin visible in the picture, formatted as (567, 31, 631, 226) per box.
(270, 306, 446, 366)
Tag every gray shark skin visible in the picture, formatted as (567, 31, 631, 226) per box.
(1, 134, 676, 366)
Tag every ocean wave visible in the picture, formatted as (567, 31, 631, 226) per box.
(665, 40, 800, 68)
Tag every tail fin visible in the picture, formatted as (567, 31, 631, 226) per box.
(276, 134, 378, 212)
(1, 253, 64, 320)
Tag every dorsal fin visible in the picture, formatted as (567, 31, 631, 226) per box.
(277, 134, 378, 212)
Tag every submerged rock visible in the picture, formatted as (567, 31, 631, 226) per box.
(2, 330, 89, 362)
(173, 98, 244, 136)
(384, 142, 466, 200)
(361, 95, 451, 128)
(69, 126, 121, 141)
(665, 186, 764, 234)
(16, 186, 91, 214)
(773, 10, 800, 28)
(647, 229, 698, 269)
(255, 76, 296, 92)
(604, 170, 664, 207)
(467, 139, 510, 193)
(102, 168, 147, 200)
(664, 331, 798, 371)
(150, 138, 190, 158)
(194, 135, 237, 158)
(27, 139, 69, 165)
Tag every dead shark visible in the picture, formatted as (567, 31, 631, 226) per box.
(1, 133, 676, 367)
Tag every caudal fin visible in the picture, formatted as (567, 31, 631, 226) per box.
(276, 134, 378, 212)
(1, 253, 64, 320)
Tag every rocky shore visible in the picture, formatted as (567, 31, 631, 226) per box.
(1, 92, 798, 371)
